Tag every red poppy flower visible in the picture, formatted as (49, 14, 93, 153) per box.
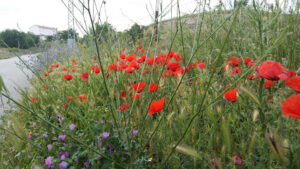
(137, 45, 142, 50)
(30, 97, 36, 102)
(126, 54, 136, 62)
(231, 67, 241, 75)
(138, 40, 141, 44)
(232, 155, 242, 165)
(244, 57, 252, 66)
(160, 54, 171, 65)
(173, 54, 183, 61)
(120, 53, 126, 59)
(108, 64, 117, 71)
(197, 61, 205, 69)
(50, 64, 54, 69)
(55, 64, 59, 68)
(120, 105, 125, 112)
(282, 94, 300, 119)
(132, 93, 140, 99)
(121, 90, 127, 98)
(248, 74, 254, 80)
(64, 74, 73, 81)
(141, 49, 145, 53)
(72, 69, 76, 72)
(118, 60, 128, 69)
(93, 56, 97, 60)
(264, 80, 276, 89)
(43, 85, 49, 91)
(81, 72, 89, 82)
(172, 67, 185, 76)
(63, 104, 68, 109)
(168, 51, 175, 58)
(44, 73, 48, 77)
(147, 84, 159, 93)
(285, 76, 300, 92)
(78, 94, 86, 103)
(128, 60, 139, 70)
(125, 67, 134, 74)
(146, 56, 155, 65)
(148, 97, 165, 115)
(230, 57, 241, 66)
(256, 60, 287, 81)
(167, 62, 179, 72)
(62, 68, 67, 71)
(288, 70, 296, 77)
(161, 70, 172, 78)
(123, 102, 129, 108)
(72, 59, 77, 65)
(91, 65, 100, 74)
(137, 55, 146, 63)
(67, 96, 74, 102)
(223, 88, 237, 103)
(132, 81, 146, 93)
(155, 55, 162, 65)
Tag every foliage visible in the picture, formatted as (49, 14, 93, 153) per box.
(0, 1, 300, 169)
(125, 23, 144, 44)
(0, 29, 39, 49)
(58, 29, 78, 42)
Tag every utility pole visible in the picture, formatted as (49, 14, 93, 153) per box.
(67, 0, 75, 47)
(154, 0, 160, 43)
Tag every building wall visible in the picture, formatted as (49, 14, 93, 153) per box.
(29, 25, 57, 37)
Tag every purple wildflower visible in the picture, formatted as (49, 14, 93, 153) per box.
(58, 114, 64, 123)
(58, 134, 66, 142)
(45, 156, 54, 168)
(84, 160, 90, 168)
(69, 124, 76, 131)
(98, 154, 102, 159)
(47, 144, 52, 150)
(97, 140, 102, 147)
(28, 135, 32, 140)
(131, 130, 138, 136)
(65, 152, 70, 158)
(60, 154, 66, 160)
(102, 132, 109, 140)
(59, 161, 69, 169)
(52, 137, 57, 141)
(106, 144, 114, 151)
(28, 153, 32, 158)
(100, 119, 105, 123)
(43, 133, 48, 139)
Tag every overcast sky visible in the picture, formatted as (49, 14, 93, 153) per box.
(0, 0, 295, 36)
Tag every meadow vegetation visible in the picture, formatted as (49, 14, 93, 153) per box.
(0, 0, 299, 168)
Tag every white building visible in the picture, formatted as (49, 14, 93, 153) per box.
(29, 25, 58, 40)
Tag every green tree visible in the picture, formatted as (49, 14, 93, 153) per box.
(93, 22, 116, 43)
(127, 23, 144, 43)
(58, 29, 78, 41)
(0, 29, 39, 49)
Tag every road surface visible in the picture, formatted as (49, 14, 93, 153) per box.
(0, 54, 36, 114)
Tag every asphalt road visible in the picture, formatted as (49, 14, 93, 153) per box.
(0, 54, 35, 114)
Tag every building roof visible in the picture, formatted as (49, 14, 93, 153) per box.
(32, 25, 57, 30)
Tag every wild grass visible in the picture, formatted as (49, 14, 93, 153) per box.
(0, 0, 299, 168)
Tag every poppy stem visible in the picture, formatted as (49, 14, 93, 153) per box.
(258, 78, 266, 130)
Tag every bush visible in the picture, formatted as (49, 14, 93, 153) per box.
(0, 29, 39, 49)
